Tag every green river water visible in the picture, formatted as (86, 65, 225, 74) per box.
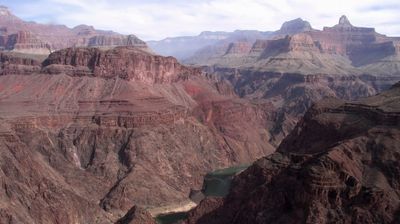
(155, 164, 249, 224)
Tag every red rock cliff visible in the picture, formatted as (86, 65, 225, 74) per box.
(42, 46, 200, 83)
(186, 83, 400, 224)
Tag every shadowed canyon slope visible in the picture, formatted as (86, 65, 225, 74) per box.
(0, 46, 274, 223)
(0, 6, 149, 54)
(186, 82, 400, 224)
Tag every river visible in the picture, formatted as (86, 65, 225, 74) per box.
(155, 164, 249, 224)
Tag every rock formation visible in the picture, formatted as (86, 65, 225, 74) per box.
(147, 31, 232, 61)
(274, 18, 313, 35)
(168, 18, 312, 64)
(0, 6, 150, 54)
(0, 52, 43, 75)
(87, 35, 148, 48)
(186, 82, 400, 224)
(338, 15, 352, 27)
(180, 16, 400, 73)
(0, 45, 274, 223)
(307, 16, 379, 56)
(199, 15, 400, 146)
(42, 47, 197, 83)
(1, 8, 400, 224)
(0, 30, 50, 54)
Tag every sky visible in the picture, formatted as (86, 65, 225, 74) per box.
(2, 0, 400, 41)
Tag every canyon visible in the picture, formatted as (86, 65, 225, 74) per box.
(195, 16, 400, 145)
(186, 82, 400, 224)
(149, 15, 400, 224)
(0, 5, 400, 224)
(0, 45, 274, 223)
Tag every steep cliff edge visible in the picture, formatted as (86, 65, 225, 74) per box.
(0, 46, 274, 223)
(185, 15, 398, 70)
(186, 83, 400, 224)
(0, 51, 43, 75)
(202, 15, 400, 146)
(42, 47, 197, 83)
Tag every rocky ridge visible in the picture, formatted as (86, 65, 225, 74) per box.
(274, 18, 313, 35)
(149, 18, 315, 63)
(186, 82, 400, 224)
(0, 6, 149, 54)
(0, 46, 274, 223)
(182, 19, 313, 65)
(42, 47, 197, 83)
(201, 16, 400, 146)
(182, 16, 400, 73)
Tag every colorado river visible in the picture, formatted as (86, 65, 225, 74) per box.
(154, 164, 249, 224)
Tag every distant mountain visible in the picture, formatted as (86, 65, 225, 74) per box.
(0, 6, 149, 54)
(274, 17, 313, 35)
(148, 18, 313, 63)
(147, 16, 400, 147)
(147, 31, 231, 60)
(148, 30, 272, 61)
(182, 18, 316, 65)
(200, 15, 400, 146)
(187, 15, 400, 74)
(182, 30, 274, 64)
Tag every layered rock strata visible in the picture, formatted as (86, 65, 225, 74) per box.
(186, 82, 400, 224)
(0, 6, 150, 54)
(0, 46, 274, 223)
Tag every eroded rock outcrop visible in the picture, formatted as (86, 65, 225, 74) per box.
(307, 16, 378, 56)
(200, 15, 400, 146)
(0, 52, 42, 75)
(42, 47, 199, 83)
(275, 18, 313, 35)
(0, 6, 150, 54)
(0, 46, 274, 223)
(206, 66, 400, 145)
(185, 15, 400, 76)
(0, 30, 50, 54)
(186, 83, 400, 224)
(86, 35, 148, 48)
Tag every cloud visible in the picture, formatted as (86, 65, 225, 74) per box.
(3, 0, 400, 40)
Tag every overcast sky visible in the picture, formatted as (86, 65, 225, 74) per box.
(2, 0, 400, 40)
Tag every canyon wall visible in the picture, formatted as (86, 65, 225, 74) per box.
(186, 82, 400, 224)
(0, 46, 274, 223)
